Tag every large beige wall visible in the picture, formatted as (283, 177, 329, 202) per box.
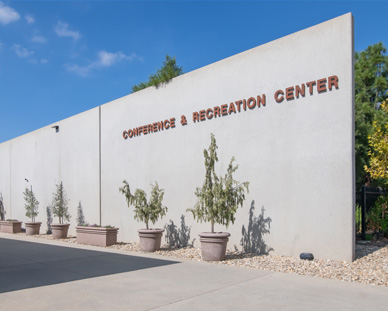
(0, 13, 354, 261)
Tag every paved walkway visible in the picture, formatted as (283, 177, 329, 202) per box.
(0, 233, 387, 310)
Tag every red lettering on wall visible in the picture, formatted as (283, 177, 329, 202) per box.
(295, 84, 305, 98)
(214, 106, 221, 118)
(275, 90, 284, 103)
(199, 110, 206, 121)
(229, 102, 237, 114)
(164, 119, 170, 129)
(206, 108, 213, 119)
(123, 131, 128, 139)
(328, 75, 339, 90)
(257, 94, 266, 107)
(247, 97, 256, 109)
(317, 78, 327, 93)
(235, 100, 242, 112)
(306, 81, 316, 95)
(170, 118, 176, 128)
(158, 121, 164, 131)
(221, 104, 228, 116)
(286, 87, 294, 100)
(193, 112, 199, 123)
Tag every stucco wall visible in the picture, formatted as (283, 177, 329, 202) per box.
(0, 13, 354, 261)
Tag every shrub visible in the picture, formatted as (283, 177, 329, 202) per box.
(367, 195, 388, 236)
(23, 187, 39, 222)
(187, 133, 249, 233)
(119, 181, 167, 230)
(51, 182, 71, 224)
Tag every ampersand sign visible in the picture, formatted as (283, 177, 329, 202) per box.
(180, 115, 187, 126)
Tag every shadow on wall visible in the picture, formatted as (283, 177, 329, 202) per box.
(164, 215, 196, 248)
(46, 205, 53, 234)
(0, 193, 5, 221)
(76, 201, 87, 226)
(240, 201, 273, 254)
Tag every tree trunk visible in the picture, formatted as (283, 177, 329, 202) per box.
(211, 222, 214, 233)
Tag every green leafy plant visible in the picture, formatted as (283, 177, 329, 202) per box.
(88, 224, 115, 229)
(187, 133, 249, 233)
(355, 203, 362, 233)
(367, 195, 388, 236)
(119, 181, 168, 229)
(23, 187, 39, 222)
(51, 182, 71, 224)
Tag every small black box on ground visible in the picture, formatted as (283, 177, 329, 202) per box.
(300, 253, 314, 260)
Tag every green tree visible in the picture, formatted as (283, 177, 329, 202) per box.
(119, 181, 168, 229)
(131, 55, 183, 93)
(23, 187, 39, 222)
(187, 134, 249, 233)
(365, 99, 388, 187)
(355, 42, 388, 187)
(51, 182, 71, 224)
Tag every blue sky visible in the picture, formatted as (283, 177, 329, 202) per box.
(0, 0, 387, 143)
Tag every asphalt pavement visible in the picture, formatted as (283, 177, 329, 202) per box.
(0, 233, 387, 310)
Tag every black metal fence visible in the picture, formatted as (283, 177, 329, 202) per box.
(356, 186, 387, 239)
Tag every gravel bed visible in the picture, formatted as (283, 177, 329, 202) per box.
(11, 232, 388, 287)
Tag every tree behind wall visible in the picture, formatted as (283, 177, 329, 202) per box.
(355, 42, 388, 187)
(131, 55, 183, 93)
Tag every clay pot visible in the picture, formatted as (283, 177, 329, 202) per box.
(25, 222, 42, 235)
(51, 223, 70, 239)
(137, 229, 164, 252)
(198, 232, 230, 261)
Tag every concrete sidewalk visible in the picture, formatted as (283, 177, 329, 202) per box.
(0, 233, 387, 310)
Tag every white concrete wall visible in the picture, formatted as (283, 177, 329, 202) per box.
(0, 13, 354, 261)
(0, 108, 100, 235)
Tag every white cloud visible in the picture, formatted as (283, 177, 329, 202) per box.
(25, 14, 34, 24)
(0, 1, 20, 25)
(40, 58, 48, 64)
(12, 44, 34, 58)
(65, 50, 137, 76)
(54, 21, 81, 40)
(31, 35, 47, 43)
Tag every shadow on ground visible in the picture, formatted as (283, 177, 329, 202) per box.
(0, 237, 179, 293)
(355, 238, 388, 260)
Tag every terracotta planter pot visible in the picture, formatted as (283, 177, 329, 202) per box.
(51, 224, 70, 239)
(137, 229, 164, 252)
(0, 221, 22, 233)
(25, 222, 42, 235)
(198, 232, 230, 261)
(76, 226, 119, 247)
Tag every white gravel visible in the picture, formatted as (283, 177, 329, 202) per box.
(11, 232, 388, 287)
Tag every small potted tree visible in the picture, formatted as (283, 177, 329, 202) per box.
(23, 186, 42, 235)
(119, 181, 168, 252)
(187, 133, 249, 261)
(51, 182, 71, 239)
